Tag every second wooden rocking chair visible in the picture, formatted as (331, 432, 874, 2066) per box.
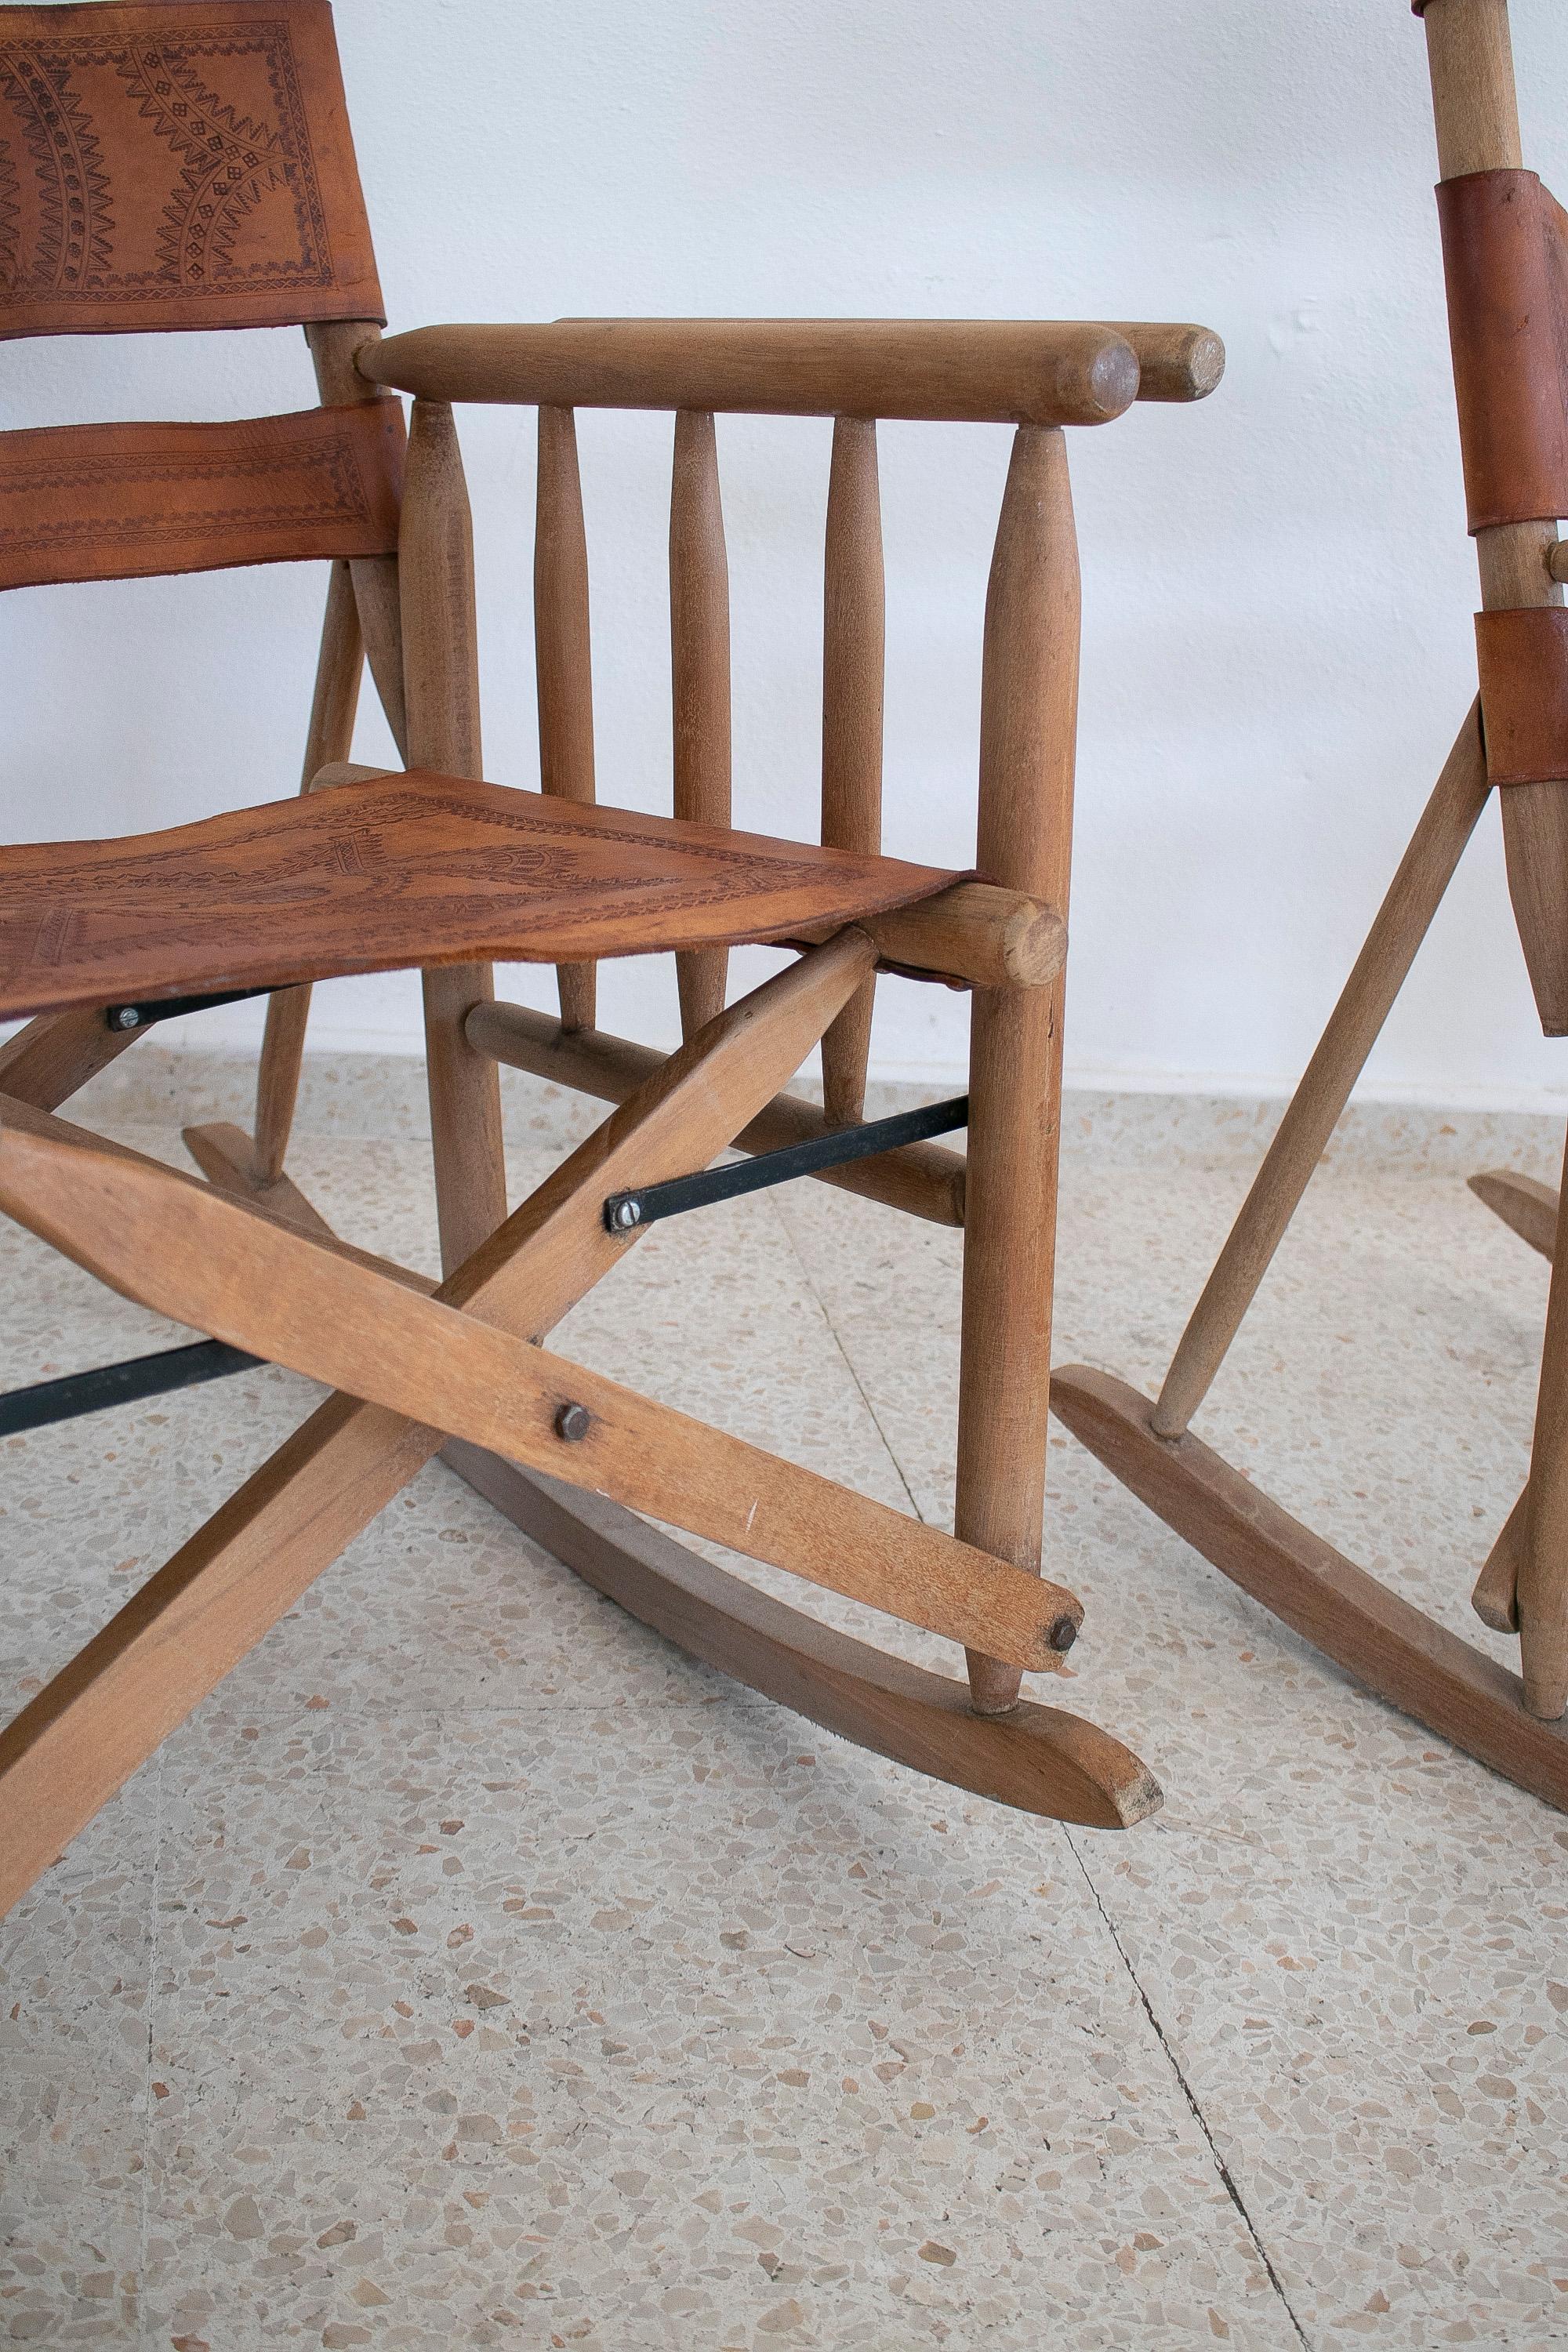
(1054, 0, 1568, 1815)
(0, 0, 1227, 1921)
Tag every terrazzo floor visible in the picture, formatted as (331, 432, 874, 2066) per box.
(2, 1062, 1566, 2350)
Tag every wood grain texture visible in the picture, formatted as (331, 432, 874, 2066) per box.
(1051, 1363, 1568, 1814)
(251, 556, 365, 1184)
(400, 395, 504, 1271)
(1469, 1166, 1559, 1258)
(445, 1445, 1160, 1830)
(308, 321, 410, 764)
(957, 426, 1079, 1716)
(0, 1115, 1083, 1674)
(788, 880, 1065, 992)
(0, 0, 383, 339)
(466, 1000, 968, 1225)
(0, 938, 893, 1909)
(182, 1119, 337, 1240)
(0, 1006, 136, 1110)
(0, 404, 403, 590)
(1473, 1484, 1526, 1634)
(1106, 322, 1225, 403)
(358, 318, 1148, 426)
(535, 405, 598, 1028)
(1516, 1124, 1568, 1715)
(670, 411, 731, 1037)
(1154, 706, 1490, 1437)
(820, 417, 884, 1125)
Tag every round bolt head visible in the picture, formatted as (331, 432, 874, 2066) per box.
(1047, 1614, 1078, 1653)
(554, 1400, 592, 1444)
(113, 1007, 140, 1030)
(612, 1198, 641, 1231)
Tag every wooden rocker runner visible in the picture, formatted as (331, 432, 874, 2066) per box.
(1053, 0, 1568, 1813)
(0, 0, 1226, 1917)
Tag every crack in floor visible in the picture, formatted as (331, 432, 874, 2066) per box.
(1065, 1826, 1312, 2350)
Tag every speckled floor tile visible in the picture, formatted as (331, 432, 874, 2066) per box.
(2, 1081, 1566, 2348)
(136, 1705, 1280, 2351)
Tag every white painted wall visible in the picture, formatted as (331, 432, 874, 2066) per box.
(7, 0, 1568, 1109)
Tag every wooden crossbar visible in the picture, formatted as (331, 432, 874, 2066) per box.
(0, 934, 989, 1915)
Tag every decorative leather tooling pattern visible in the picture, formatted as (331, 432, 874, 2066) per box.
(0, 771, 959, 1020)
(0, 0, 382, 336)
(0, 398, 404, 586)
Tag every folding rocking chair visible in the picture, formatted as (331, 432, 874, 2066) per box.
(0, 0, 1228, 1921)
(1054, 0, 1568, 1813)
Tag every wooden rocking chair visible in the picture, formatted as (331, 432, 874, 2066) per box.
(1054, 0, 1568, 1813)
(0, 0, 1227, 1918)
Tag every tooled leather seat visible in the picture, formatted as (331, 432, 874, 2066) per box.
(0, 770, 956, 1021)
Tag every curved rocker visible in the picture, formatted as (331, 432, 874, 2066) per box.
(1051, 1365, 1568, 1813)
(444, 1439, 1162, 1830)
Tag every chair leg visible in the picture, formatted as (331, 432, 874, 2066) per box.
(1154, 703, 1490, 1438)
(0, 1007, 139, 1113)
(956, 424, 1078, 1717)
(1517, 1128, 1568, 1715)
(9, 933, 1112, 1912)
(958, 984, 1063, 1715)
(398, 396, 510, 1272)
(250, 560, 365, 1185)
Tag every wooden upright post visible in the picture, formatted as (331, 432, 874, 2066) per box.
(400, 398, 508, 1273)
(957, 426, 1079, 1716)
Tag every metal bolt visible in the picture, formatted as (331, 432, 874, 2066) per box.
(109, 1006, 141, 1031)
(608, 1196, 642, 1232)
(554, 1401, 592, 1443)
(1047, 1615, 1078, 1653)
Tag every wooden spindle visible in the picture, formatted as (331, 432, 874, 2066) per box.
(955, 426, 1080, 1717)
(252, 558, 364, 1182)
(820, 417, 885, 1125)
(400, 397, 507, 1273)
(309, 321, 408, 760)
(535, 405, 598, 1029)
(670, 409, 731, 1037)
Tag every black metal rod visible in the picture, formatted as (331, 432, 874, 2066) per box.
(604, 1093, 968, 1232)
(105, 985, 279, 1035)
(0, 1339, 261, 1437)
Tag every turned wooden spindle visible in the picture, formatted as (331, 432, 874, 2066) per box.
(252, 557, 363, 1182)
(401, 398, 507, 1272)
(956, 426, 1080, 1717)
(670, 410, 732, 1037)
(820, 417, 886, 1127)
(535, 405, 598, 1029)
(249, 320, 409, 1188)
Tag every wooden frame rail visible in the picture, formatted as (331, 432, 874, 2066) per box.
(356, 318, 1223, 423)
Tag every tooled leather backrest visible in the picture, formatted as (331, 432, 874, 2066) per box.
(0, 0, 382, 338)
(0, 0, 402, 593)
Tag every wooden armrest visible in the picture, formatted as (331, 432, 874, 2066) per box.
(356, 316, 1223, 424)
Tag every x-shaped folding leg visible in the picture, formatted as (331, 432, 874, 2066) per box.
(0, 930, 1156, 1914)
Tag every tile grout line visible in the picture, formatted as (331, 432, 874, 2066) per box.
(1063, 1826, 1312, 2350)
(766, 1195, 928, 1525)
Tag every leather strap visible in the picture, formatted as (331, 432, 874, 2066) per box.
(1475, 608, 1568, 784)
(0, 0, 383, 338)
(0, 401, 404, 590)
(1437, 170, 1568, 532)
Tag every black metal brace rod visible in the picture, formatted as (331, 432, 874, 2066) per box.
(105, 985, 281, 1034)
(0, 1339, 261, 1438)
(603, 1093, 969, 1233)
